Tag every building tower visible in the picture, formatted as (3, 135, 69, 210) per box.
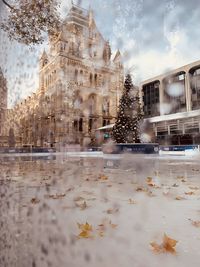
(38, 3, 124, 147)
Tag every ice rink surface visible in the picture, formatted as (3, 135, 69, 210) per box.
(1, 152, 200, 267)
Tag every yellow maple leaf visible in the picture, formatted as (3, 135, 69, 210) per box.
(77, 222, 92, 231)
(77, 222, 93, 239)
(78, 230, 92, 238)
(150, 234, 178, 254)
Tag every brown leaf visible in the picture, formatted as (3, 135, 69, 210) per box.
(106, 208, 119, 214)
(175, 196, 185, 200)
(151, 233, 178, 254)
(109, 221, 117, 228)
(48, 193, 66, 199)
(136, 186, 147, 192)
(184, 191, 195, 195)
(31, 197, 40, 204)
(176, 175, 184, 179)
(74, 196, 85, 202)
(146, 177, 154, 186)
(189, 219, 200, 227)
(181, 179, 187, 183)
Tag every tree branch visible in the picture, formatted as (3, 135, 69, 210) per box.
(2, 0, 13, 9)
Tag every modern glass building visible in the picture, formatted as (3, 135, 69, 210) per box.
(140, 60, 200, 145)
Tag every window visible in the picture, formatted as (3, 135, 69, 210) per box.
(90, 73, 93, 86)
(94, 74, 97, 87)
(88, 118, 93, 132)
(74, 69, 78, 83)
(79, 118, 83, 132)
(73, 120, 78, 131)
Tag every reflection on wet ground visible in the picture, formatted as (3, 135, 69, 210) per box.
(1, 153, 200, 267)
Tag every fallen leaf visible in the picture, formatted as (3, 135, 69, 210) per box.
(136, 186, 147, 192)
(181, 179, 187, 183)
(75, 201, 87, 210)
(77, 222, 92, 231)
(99, 174, 108, 180)
(31, 197, 40, 204)
(146, 177, 154, 186)
(184, 191, 195, 195)
(48, 193, 66, 199)
(106, 208, 119, 214)
(172, 183, 179, 187)
(175, 196, 185, 200)
(150, 233, 178, 254)
(78, 230, 92, 238)
(189, 186, 199, 190)
(128, 198, 136, 204)
(176, 175, 184, 179)
(189, 219, 200, 227)
(98, 231, 104, 237)
(147, 191, 156, 197)
(74, 196, 85, 202)
(109, 221, 117, 228)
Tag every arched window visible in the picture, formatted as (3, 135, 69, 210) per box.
(79, 118, 83, 132)
(94, 74, 97, 87)
(88, 94, 96, 115)
(102, 98, 110, 115)
(74, 69, 78, 83)
(73, 120, 78, 131)
(90, 73, 93, 86)
(80, 70, 83, 85)
(74, 91, 83, 109)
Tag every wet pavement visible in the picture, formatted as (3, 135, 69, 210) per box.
(1, 152, 200, 267)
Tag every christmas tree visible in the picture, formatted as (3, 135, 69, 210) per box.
(112, 74, 143, 143)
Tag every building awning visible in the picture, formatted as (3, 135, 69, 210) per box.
(148, 109, 200, 123)
(96, 124, 115, 131)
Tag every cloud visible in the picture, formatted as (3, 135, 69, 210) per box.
(1, 0, 200, 106)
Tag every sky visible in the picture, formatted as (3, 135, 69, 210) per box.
(1, 0, 200, 107)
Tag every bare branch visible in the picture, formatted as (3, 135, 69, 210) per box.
(2, 0, 14, 9)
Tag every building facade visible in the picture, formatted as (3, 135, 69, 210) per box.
(0, 68, 8, 147)
(3, 4, 124, 148)
(140, 60, 200, 145)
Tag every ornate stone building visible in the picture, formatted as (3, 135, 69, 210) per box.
(3, 4, 124, 148)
